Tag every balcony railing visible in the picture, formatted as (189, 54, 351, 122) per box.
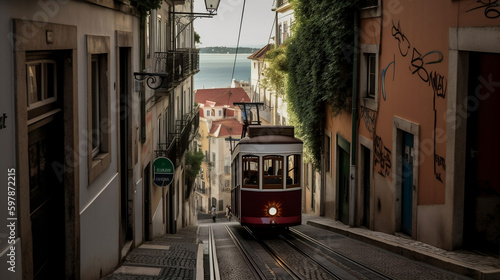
(276, 0, 289, 9)
(154, 106, 200, 166)
(136, 48, 200, 91)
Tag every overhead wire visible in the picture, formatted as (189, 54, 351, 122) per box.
(230, 0, 247, 84)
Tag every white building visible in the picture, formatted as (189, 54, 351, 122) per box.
(195, 88, 249, 213)
(0, 0, 202, 279)
(0, 1, 140, 279)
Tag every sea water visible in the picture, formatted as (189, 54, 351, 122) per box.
(194, 53, 252, 90)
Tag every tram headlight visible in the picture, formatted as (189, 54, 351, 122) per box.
(268, 206, 278, 216)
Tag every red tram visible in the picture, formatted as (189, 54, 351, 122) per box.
(231, 125, 303, 228)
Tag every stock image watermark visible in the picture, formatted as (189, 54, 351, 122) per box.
(6, 168, 17, 273)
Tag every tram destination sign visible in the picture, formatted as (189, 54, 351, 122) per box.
(153, 157, 174, 187)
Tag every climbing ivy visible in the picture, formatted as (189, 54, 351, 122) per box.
(260, 44, 288, 96)
(287, 0, 360, 168)
(130, 0, 163, 14)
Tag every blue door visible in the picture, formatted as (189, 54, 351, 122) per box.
(402, 132, 414, 236)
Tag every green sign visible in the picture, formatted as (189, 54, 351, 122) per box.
(153, 157, 174, 187)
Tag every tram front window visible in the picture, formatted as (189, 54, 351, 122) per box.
(242, 155, 259, 189)
(263, 155, 284, 189)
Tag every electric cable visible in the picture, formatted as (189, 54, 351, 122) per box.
(230, 0, 247, 84)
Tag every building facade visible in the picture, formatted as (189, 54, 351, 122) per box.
(195, 87, 248, 214)
(138, 0, 200, 237)
(0, 0, 201, 279)
(323, 0, 500, 255)
(0, 1, 140, 279)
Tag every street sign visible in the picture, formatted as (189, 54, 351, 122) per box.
(153, 157, 174, 187)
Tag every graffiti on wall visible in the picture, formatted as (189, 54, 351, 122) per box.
(466, 0, 500, 19)
(374, 134, 392, 178)
(0, 113, 7, 131)
(360, 107, 376, 139)
(391, 21, 448, 100)
(389, 20, 447, 183)
(434, 154, 446, 182)
(382, 55, 396, 101)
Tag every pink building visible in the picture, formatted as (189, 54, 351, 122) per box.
(322, 0, 500, 255)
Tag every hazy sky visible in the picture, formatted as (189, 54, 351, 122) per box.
(193, 0, 276, 48)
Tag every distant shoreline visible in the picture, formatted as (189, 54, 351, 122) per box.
(199, 46, 260, 54)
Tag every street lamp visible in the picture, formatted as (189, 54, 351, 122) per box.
(205, 0, 220, 15)
(172, 0, 221, 17)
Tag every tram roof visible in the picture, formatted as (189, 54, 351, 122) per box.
(238, 125, 303, 145)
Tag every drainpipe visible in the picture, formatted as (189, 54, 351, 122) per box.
(349, 10, 359, 227)
(139, 11, 146, 143)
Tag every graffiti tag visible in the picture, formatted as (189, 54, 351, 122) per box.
(466, 0, 500, 19)
(374, 134, 392, 178)
(360, 107, 376, 139)
(0, 113, 7, 130)
(382, 55, 396, 101)
(434, 154, 446, 182)
(391, 21, 411, 57)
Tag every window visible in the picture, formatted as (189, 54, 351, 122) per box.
(325, 134, 331, 172)
(286, 155, 301, 188)
(91, 55, 103, 157)
(163, 20, 167, 52)
(362, 0, 378, 7)
(164, 108, 169, 144)
(146, 14, 150, 57)
(278, 24, 283, 46)
(157, 114, 162, 146)
(157, 15, 162, 51)
(206, 110, 211, 117)
(360, 45, 379, 111)
(26, 60, 57, 109)
(87, 35, 111, 183)
(242, 155, 259, 189)
(263, 155, 284, 189)
(366, 53, 376, 98)
(283, 21, 289, 42)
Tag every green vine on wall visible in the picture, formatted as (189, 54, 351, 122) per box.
(130, 0, 163, 14)
(185, 150, 204, 199)
(287, 0, 360, 168)
(260, 44, 288, 96)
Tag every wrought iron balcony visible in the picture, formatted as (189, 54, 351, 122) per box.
(154, 106, 200, 166)
(134, 48, 200, 91)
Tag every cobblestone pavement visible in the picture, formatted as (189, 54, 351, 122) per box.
(101, 213, 499, 280)
(100, 226, 202, 280)
(302, 214, 500, 280)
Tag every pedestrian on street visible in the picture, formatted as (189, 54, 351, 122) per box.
(211, 205, 216, 223)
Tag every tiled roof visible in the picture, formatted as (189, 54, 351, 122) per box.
(247, 44, 271, 60)
(195, 87, 250, 107)
(209, 119, 243, 138)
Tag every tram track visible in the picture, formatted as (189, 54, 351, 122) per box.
(221, 224, 395, 279)
(224, 225, 268, 280)
(244, 226, 347, 280)
(208, 226, 221, 280)
(283, 228, 396, 280)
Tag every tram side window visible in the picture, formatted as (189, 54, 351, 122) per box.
(286, 155, 301, 188)
(263, 155, 284, 189)
(233, 158, 238, 188)
(242, 155, 259, 189)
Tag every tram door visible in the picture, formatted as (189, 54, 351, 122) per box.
(27, 53, 66, 279)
